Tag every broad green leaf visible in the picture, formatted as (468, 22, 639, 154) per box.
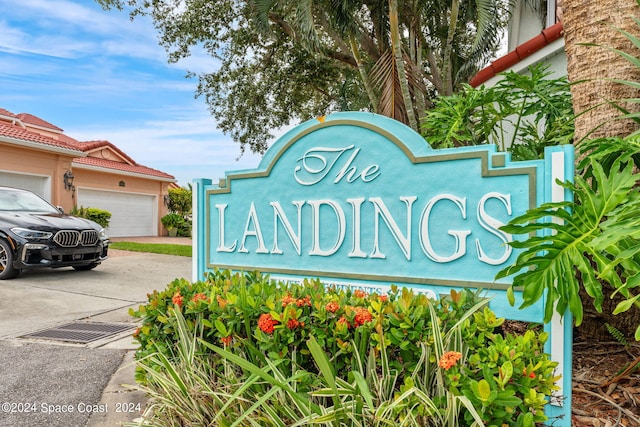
(493, 390, 522, 408)
(497, 158, 640, 326)
(613, 294, 640, 315)
(476, 379, 492, 403)
(214, 319, 228, 335)
(498, 361, 513, 387)
(506, 286, 515, 306)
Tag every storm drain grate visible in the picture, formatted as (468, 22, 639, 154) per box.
(20, 322, 135, 344)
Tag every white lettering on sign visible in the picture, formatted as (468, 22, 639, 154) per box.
(271, 201, 304, 255)
(215, 204, 236, 253)
(420, 195, 470, 263)
(294, 145, 381, 185)
(475, 192, 513, 265)
(308, 199, 346, 256)
(215, 193, 513, 264)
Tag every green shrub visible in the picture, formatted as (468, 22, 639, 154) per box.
(160, 213, 183, 230)
(421, 64, 574, 161)
(160, 212, 191, 237)
(130, 270, 559, 426)
(166, 186, 192, 217)
(71, 205, 111, 228)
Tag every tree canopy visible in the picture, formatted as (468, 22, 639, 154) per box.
(97, 0, 512, 154)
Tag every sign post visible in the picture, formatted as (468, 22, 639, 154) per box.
(194, 111, 574, 425)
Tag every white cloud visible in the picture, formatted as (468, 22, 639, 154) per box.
(0, 0, 268, 187)
(0, 0, 165, 62)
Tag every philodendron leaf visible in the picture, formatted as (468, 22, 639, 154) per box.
(497, 158, 639, 326)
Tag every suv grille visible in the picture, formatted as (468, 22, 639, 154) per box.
(53, 230, 100, 247)
(80, 230, 99, 245)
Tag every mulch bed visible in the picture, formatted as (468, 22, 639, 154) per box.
(571, 342, 640, 426)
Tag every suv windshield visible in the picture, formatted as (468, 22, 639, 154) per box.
(0, 188, 60, 213)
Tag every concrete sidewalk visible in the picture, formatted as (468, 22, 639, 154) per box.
(87, 236, 193, 426)
(0, 236, 193, 426)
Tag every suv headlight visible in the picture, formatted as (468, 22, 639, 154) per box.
(98, 228, 108, 239)
(11, 227, 53, 240)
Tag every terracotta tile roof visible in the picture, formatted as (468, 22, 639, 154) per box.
(470, 22, 564, 87)
(73, 156, 175, 180)
(16, 113, 64, 132)
(0, 122, 84, 153)
(71, 140, 137, 165)
(0, 108, 18, 119)
(0, 107, 176, 182)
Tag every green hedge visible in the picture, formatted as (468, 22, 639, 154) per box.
(71, 206, 111, 228)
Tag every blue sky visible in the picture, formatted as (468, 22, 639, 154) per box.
(0, 0, 266, 186)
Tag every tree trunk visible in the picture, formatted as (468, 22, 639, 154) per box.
(562, 0, 640, 341)
(563, 0, 640, 143)
(389, 0, 418, 130)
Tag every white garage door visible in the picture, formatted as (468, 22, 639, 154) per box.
(77, 188, 157, 237)
(0, 172, 49, 200)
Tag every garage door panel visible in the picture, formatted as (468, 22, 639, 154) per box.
(77, 189, 156, 237)
(0, 172, 49, 200)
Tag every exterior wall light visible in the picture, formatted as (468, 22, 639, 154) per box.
(63, 171, 75, 191)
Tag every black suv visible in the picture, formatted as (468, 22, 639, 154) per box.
(0, 186, 109, 279)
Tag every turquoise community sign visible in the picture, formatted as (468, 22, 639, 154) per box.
(193, 111, 574, 425)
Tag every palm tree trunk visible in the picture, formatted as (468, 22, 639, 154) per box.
(563, 0, 640, 341)
(441, 0, 460, 96)
(350, 34, 379, 110)
(563, 0, 640, 143)
(389, 0, 418, 130)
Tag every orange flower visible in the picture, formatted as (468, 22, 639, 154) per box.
(221, 336, 233, 346)
(281, 294, 296, 307)
(354, 307, 373, 326)
(353, 290, 367, 298)
(216, 295, 228, 309)
(523, 368, 536, 379)
(258, 313, 278, 334)
(172, 292, 183, 307)
(296, 296, 311, 307)
(378, 294, 388, 303)
(438, 351, 462, 370)
(337, 316, 350, 329)
(287, 318, 301, 329)
(191, 293, 208, 303)
(325, 301, 340, 313)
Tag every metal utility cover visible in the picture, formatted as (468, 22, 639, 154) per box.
(20, 322, 134, 344)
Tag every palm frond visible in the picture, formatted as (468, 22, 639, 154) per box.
(370, 49, 408, 123)
(249, 0, 277, 34)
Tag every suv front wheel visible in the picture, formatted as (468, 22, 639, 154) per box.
(0, 239, 20, 280)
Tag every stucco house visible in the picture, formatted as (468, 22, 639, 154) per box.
(0, 107, 176, 237)
(471, 0, 566, 88)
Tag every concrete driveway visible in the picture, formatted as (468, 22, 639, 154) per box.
(0, 247, 192, 427)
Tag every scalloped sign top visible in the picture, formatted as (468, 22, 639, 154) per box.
(194, 112, 568, 299)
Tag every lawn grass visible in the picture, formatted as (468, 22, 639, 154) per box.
(110, 241, 192, 257)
